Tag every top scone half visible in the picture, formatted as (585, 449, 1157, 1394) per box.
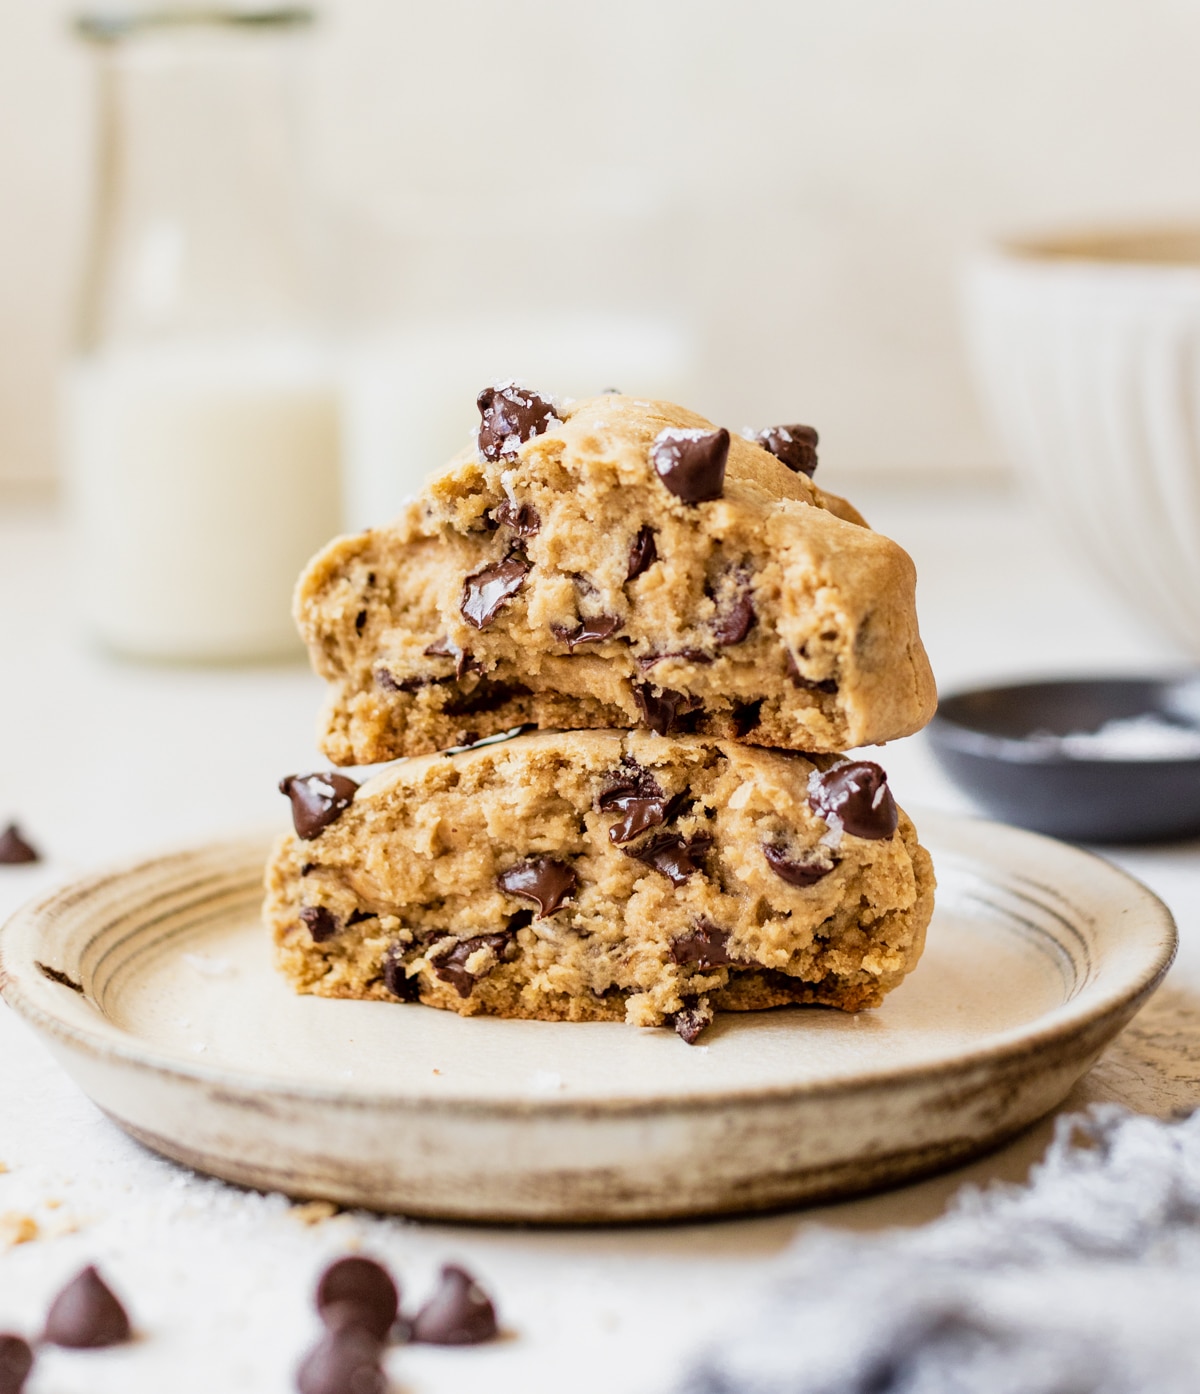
(298, 387, 937, 764)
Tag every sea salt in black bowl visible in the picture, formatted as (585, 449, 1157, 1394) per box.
(928, 675, 1200, 843)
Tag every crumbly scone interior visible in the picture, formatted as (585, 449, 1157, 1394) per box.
(265, 731, 934, 1036)
(296, 395, 936, 764)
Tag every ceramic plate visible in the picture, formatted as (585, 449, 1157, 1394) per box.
(0, 812, 1175, 1222)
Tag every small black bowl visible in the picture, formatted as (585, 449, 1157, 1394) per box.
(928, 674, 1200, 843)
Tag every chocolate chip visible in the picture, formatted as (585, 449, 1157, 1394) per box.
(477, 383, 557, 461)
(443, 678, 531, 716)
(491, 498, 541, 536)
(300, 906, 340, 943)
(650, 427, 729, 503)
(296, 1329, 385, 1394)
(625, 832, 711, 886)
(636, 650, 712, 671)
(732, 700, 763, 736)
(550, 615, 623, 651)
(754, 423, 819, 477)
(672, 997, 713, 1044)
(316, 1256, 399, 1341)
(786, 651, 838, 694)
(460, 550, 532, 629)
(279, 773, 358, 841)
(0, 1335, 32, 1394)
(497, 857, 577, 916)
(411, 1265, 498, 1346)
(382, 943, 420, 1001)
(626, 525, 658, 581)
(0, 824, 39, 865)
(809, 761, 898, 840)
(597, 760, 672, 844)
(670, 921, 733, 968)
(763, 842, 836, 887)
(711, 568, 756, 646)
(632, 681, 695, 735)
(354, 610, 367, 635)
(432, 932, 513, 998)
(43, 1266, 131, 1348)
(346, 908, 375, 926)
(376, 668, 435, 694)
(424, 636, 479, 680)
(300, 862, 316, 875)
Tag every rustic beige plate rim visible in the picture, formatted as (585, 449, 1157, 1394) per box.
(0, 810, 1177, 1115)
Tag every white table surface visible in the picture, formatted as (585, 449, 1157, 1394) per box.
(1, 483, 1198, 1394)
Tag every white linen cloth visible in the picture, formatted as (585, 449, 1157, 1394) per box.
(677, 1106, 1200, 1394)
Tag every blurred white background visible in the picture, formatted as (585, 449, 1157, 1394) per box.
(6, 0, 1200, 491)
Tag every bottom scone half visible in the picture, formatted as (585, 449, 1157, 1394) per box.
(264, 730, 935, 1043)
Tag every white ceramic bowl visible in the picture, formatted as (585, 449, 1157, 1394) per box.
(965, 230, 1200, 656)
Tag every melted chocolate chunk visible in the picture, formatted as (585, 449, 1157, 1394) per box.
(376, 668, 439, 694)
(650, 427, 729, 503)
(411, 1265, 499, 1346)
(382, 943, 420, 1001)
(632, 681, 695, 735)
(785, 650, 838, 694)
(626, 525, 658, 581)
(432, 932, 513, 998)
(300, 906, 339, 944)
(625, 832, 712, 886)
(345, 908, 375, 926)
(711, 569, 756, 646)
(0, 1335, 33, 1394)
(670, 920, 733, 968)
(550, 615, 623, 651)
(443, 678, 531, 716)
(597, 760, 670, 844)
(424, 636, 479, 680)
(460, 550, 532, 629)
(296, 1329, 385, 1394)
(279, 773, 358, 841)
(316, 1256, 398, 1341)
(0, 823, 39, 865)
(636, 650, 712, 671)
(732, 699, 763, 737)
(762, 842, 836, 887)
(491, 498, 541, 536)
(809, 761, 898, 840)
(672, 997, 713, 1044)
(496, 858, 577, 916)
(477, 383, 557, 461)
(754, 423, 819, 477)
(43, 1266, 131, 1349)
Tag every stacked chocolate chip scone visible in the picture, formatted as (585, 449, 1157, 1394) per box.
(265, 387, 938, 1042)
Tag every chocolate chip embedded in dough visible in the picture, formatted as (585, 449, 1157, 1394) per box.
(632, 681, 695, 735)
(300, 906, 340, 944)
(672, 997, 713, 1045)
(625, 832, 712, 886)
(460, 550, 532, 629)
(0, 823, 39, 865)
(732, 700, 763, 737)
(354, 610, 367, 635)
(43, 1266, 131, 1349)
(443, 678, 531, 717)
(711, 568, 756, 646)
(597, 760, 669, 844)
(626, 525, 658, 581)
(650, 427, 729, 504)
(809, 761, 898, 840)
(785, 650, 838, 694)
(279, 773, 358, 841)
(754, 423, 819, 477)
(496, 857, 578, 916)
(316, 1256, 399, 1341)
(636, 650, 712, 671)
(431, 931, 514, 998)
(411, 1265, 499, 1346)
(0, 1333, 32, 1394)
(296, 1328, 386, 1394)
(424, 637, 480, 680)
(382, 944, 420, 1001)
(670, 920, 733, 968)
(477, 383, 557, 461)
(491, 498, 541, 537)
(550, 615, 623, 652)
(762, 842, 836, 887)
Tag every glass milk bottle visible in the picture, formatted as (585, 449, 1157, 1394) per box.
(65, 7, 342, 661)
